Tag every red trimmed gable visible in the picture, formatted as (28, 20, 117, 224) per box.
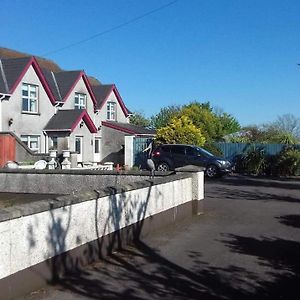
(9, 57, 56, 104)
(71, 110, 97, 133)
(97, 84, 129, 117)
(62, 71, 97, 108)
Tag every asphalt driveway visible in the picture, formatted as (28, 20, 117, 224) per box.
(21, 175, 300, 300)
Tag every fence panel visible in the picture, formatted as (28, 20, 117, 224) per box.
(215, 142, 297, 159)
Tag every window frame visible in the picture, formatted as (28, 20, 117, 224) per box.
(75, 136, 83, 154)
(94, 138, 101, 154)
(20, 135, 40, 152)
(22, 83, 39, 114)
(107, 101, 116, 120)
(50, 136, 58, 150)
(74, 92, 87, 109)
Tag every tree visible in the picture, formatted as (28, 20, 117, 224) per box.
(155, 115, 206, 146)
(150, 105, 181, 129)
(151, 101, 241, 142)
(227, 125, 299, 144)
(262, 128, 299, 144)
(265, 114, 300, 139)
(129, 111, 150, 127)
(216, 112, 241, 137)
(181, 102, 221, 142)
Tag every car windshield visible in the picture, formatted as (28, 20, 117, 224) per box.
(196, 147, 214, 157)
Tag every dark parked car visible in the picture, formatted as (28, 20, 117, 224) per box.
(151, 144, 233, 178)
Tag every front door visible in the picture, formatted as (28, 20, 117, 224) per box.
(94, 137, 101, 163)
(75, 136, 83, 163)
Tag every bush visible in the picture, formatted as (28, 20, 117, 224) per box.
(156, 115, 206, 146)
(233, 154, 247, 173)
(242, 146, 267, 175)
(275, 146, 300, 176)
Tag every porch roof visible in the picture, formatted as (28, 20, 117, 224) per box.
(44, 109, 97, 133)
(102, 121, 156, 136)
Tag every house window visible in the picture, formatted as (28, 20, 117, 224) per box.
(21, 135, 40, 152)
(75, 136, 82, 154)
(107, 102, 116, 120)
(50, 136, 58, 150)
(75, 93, 86, 109)
(22, 83, 38, 113)
(95, 138, 100, 154)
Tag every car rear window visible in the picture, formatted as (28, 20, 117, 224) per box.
(161, 145, 172, 153)
(171, 145, 185, 154)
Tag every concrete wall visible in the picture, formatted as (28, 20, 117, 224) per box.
(0, 170, 204, 299)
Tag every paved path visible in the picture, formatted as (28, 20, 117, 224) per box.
(21, 175, 300, 300)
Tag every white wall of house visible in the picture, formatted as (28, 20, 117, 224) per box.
(69, 121, 95, 163)
(0, 64, 131, 164)
(1, 65, 54, 153)
(62, 77, 95, 119)
(95, 90, 129, 127)
(49, 76, 102, 163)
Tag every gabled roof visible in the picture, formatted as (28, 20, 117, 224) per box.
(0, 60, 8, 94)
(54, 71, 82, 100)
(44, 109, 97, 133)
(92, 84, 130, 116)
(0, 47, 131, 115)
(0, 56, 57, 103)
(102, 121, 156, 136)
(92, 84, 114, 108)
(0, 57, 31, 92)
(53, 71, 98, 107)
(40, 67, 62, 101)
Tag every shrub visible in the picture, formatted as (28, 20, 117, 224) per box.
(243, 146, 267, 175)
(156, 115, 206, 146)
(275, 146, 300, 176)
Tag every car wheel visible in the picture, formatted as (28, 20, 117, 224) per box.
(206, 164, 218, 178)
(157, 162, 170, 172)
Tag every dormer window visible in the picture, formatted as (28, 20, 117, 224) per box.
(75, 93, 86, 109)
(22, 83, 38, 113)
(107, 102, 116, 120)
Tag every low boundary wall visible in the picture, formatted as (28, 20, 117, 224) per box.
(0, 169, 204, 300)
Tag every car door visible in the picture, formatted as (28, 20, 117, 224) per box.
(170, 145, 186, 168)
(185, 146, 207, 167)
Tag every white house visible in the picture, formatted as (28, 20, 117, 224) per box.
(0, 48, 154, 166)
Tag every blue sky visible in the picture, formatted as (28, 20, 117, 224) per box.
(1, 0, 300, 126)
